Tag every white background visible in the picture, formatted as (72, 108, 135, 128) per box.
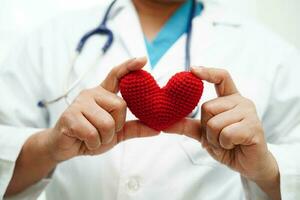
(0, 0, 299, 199)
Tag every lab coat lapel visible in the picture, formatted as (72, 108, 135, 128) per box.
(112, 0, 151, 71)
(151, 3, 217, 82)
(151, 1, 237, 82)
(189, 2, 244, 68)
(71, 0, 150, 87)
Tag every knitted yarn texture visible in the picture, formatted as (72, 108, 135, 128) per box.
(120, 70, 204, 131)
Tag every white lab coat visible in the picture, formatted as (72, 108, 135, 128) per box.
(0, 0, 300, 199)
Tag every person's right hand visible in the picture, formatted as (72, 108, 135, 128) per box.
(44, 57, 159, 162)
(6, 58, 158, 197)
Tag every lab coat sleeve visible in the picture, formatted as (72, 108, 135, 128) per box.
(0, 32, 51, 199)
(242, 46, 300, 199)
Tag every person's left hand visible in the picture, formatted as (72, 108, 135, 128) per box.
(166, 67, 280, 199)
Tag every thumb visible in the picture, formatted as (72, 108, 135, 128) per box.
(116, 120, 160, 144)
(164, 118, 202, 142)
(191, 67, 239, 97)
(101, 57, 147, 93)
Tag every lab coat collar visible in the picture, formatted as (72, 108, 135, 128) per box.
(103, 0, 243, 80)
(151, 0, 245, 81)
(111, 0, 152, 72)
(149, 1, 219, 80)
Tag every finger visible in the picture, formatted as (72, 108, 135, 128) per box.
(79, 102, 116, 145)
(116, 120, 160, 143)
(200, 96, 239, 146)
(191, 67, 239, 97)
(201, 95, 239, 125)
(219, 120, 255, 150)
(101, 57, 147, 93)
(206, 107, 245, 148)
(163, 118, 202, 141)
(63, 110, 101, 150)
(93, 89, 127, 131)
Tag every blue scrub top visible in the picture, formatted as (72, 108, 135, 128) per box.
(144, 0, 203, 68)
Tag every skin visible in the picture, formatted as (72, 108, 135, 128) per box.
(166, 67, 281, 200)
(133, 0, 185, 41)
(5, 0, 281, 199)
(5, 57, 160, 196)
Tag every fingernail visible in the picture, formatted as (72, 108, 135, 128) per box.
(129, 57, 147, 64)
(129, 57, 137, 62)
(137, 56, 148, 62)
(191, 66, 204, 71)
(127, 57, 137, 67)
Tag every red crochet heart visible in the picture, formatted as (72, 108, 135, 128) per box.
(120, 70, 204, 131)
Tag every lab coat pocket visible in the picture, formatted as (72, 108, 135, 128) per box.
(179, 136, 219, 167)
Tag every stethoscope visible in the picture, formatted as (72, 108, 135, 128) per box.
(37, 0, 203, 117)
(38, 0, 118, 108)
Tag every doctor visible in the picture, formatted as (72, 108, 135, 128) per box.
(0, 0, 300, 199)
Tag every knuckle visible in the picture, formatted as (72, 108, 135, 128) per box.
(86, 130, 98, 141)
(75, 89, 93, 103)
(101, 118, 115, 133)
(221, 128, 231, 140)
(206, 119, 220, 133)
(60, 126, 71, 136)
(68, 123, 80, 135)
(91, 108, 102, 118)
(113, 97, 127, 111)
(70, 102, 83, 111)
(220, 127, 233, 143)
(110, 63, 120, 75)
(111, 66, 119, 75)
(201, 102, 214, 113)
(89, 127, 99, 138)
(220, 69, 230, 78)
(249, 120, 263, 135)
(60, 112, 70, 123)
(247, 100, 256, 109)
(100, 118, 115, 144)
(60, 110, 74, 127)
(241, 98, 257, 113)
(103, 68, 117, 82)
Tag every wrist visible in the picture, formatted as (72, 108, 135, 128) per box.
(252, 151, 279, 182)
(252, 151, 281, 200)
(6, 130, 58, 196)
(25, 129, 58, 169)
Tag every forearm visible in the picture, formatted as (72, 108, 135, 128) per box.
(253, 152, 281, 200)
(5, 129, 57, 197)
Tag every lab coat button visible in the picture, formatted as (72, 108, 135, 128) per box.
(127, 177, 140, 192)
